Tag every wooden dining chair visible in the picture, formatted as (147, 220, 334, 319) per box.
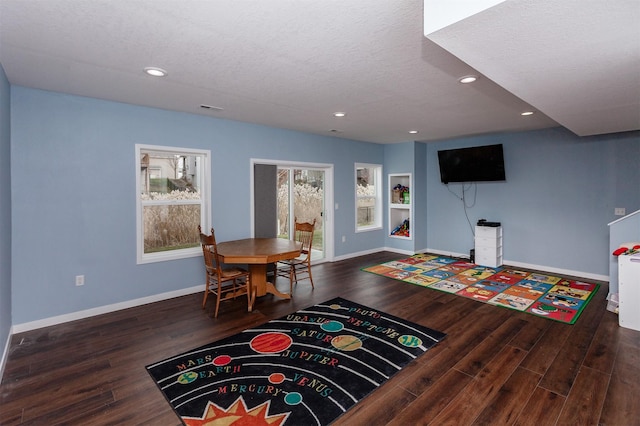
(198, 226, 251, 318)
(277, 218, 316, 294)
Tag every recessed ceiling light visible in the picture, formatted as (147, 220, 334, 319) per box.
(458, 75, 477, 84)
(409, 130, 419, 134)
(144, 67, 167, 77)
(333, 112, 346, 117)
(521, 111, 535, 116)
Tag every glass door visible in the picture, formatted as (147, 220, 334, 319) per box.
(277, 167, 325, 261)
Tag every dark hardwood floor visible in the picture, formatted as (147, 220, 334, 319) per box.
(1, 251, 639, 425)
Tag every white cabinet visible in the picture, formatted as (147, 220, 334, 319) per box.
(388, 173, 411, 239)
(475, 225, 503, 267)
(619, 253, 640, 331)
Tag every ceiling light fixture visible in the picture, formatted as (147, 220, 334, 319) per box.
(333, 112, 346, 117)
(458, 75, 477, 84)
(144, 67, 167, 77)
(409, 130, 419, 134)
(521, 111, 535, 116)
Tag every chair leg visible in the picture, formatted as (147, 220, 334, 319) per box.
(202, 278, 209, 308)
(214, 288, 221, 318)
(307, 263, 314, 289)
(289, 265, 295, 294)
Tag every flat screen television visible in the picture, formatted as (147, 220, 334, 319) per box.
(437, 144, 505, 184)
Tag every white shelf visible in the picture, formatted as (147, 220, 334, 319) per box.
(389, 173, 412, 239)
(619, 253, 640, 331)
(475, 225, 502, 267)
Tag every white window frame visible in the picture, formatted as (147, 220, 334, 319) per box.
(135, 144, 211, 264)
(355, 163, 383, 232)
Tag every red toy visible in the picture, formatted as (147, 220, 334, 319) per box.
(613, 242, 640, 256)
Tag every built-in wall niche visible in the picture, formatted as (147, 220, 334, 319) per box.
(389, 173, 412, 240)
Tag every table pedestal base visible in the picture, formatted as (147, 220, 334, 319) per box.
(247, 264, 291, 310)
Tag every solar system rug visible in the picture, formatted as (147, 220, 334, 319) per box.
(363, 254, 600, 325)
(146, 297, 446, 425)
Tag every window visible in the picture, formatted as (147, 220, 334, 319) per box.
(136, 144, 210, 264)
(355, 163, 382, 231)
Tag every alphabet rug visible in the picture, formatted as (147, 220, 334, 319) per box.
(146, 297, 446, 425)
(363, 254, 600, 325)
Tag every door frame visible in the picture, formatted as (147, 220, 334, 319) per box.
(250, 158, 334, 263)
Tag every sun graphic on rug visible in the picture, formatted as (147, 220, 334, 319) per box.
(182, 397, 290, 426)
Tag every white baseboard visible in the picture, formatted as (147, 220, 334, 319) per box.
(424, 248, 608, 282)
(336, 247, 607, 282)
(333, 246, 422, 262)
(421, 248, 469, 259)
(332, 247, 383, 262)
(503, 259, 608, 282)
(0, 328, 10, 384)
(11, 285, 204, 334)
(383, 247, 416, 256)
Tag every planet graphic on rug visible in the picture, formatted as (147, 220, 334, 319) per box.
(177, 371, 198, 384)
(212, 355, 231, 366)
(250, 332, 293, 354)
(283, 392, 303, 406)
(398, 334, 423, 348)
(269, 372, 286, 384)
(331, 335, 363, 351)
(320, 320, 344, 332)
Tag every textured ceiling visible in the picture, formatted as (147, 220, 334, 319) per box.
(427, 0, 640, 138)
(0, 0, 638, 144)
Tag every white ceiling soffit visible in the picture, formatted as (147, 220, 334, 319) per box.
(423, 0, 507, 35)
(426, 0, 640, 137)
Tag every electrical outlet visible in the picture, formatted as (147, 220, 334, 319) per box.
(614, 207, 626, 216)
(342, 235, 346, 243)
(75, 275, 85, 286)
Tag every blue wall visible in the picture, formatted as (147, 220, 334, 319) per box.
(10, 87, 386, 324)
(383, 141, 429, 253)
(413, 142, 428, 251)
(7, 85, 640, 328)
(425, 128, 640, 275)
(384, 142, 416, 252)
(0, 66, 11, 367)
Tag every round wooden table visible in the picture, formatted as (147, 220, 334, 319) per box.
(217, 238, 302, 310)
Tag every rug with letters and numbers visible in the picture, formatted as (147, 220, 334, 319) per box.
(146, 297, 446, 425)
(363, 253, 599, 325)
